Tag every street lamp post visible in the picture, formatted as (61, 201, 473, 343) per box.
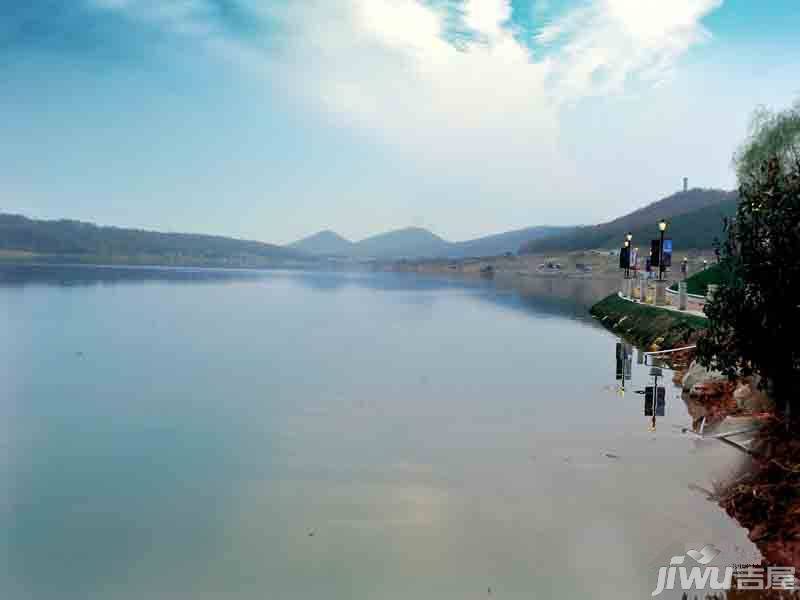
(623, 239, 630, 278)
(658, 219, 668, 281)
(625, 232, 633, 278)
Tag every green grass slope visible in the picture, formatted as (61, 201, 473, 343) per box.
(590, 293, 708, 349)
(670, 263, 728, 295)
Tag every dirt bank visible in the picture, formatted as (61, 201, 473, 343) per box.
(675, 358, 799, 581)
(590, 292, 798, 581)
(716, 417, 800, 574)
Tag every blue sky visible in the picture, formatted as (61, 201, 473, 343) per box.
(2, 1, 799, 244)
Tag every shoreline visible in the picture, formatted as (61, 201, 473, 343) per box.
(588, 292, 707, 350)
(589, 289, 800, 581)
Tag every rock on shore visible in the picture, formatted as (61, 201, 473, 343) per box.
(682, 360, 727, 392)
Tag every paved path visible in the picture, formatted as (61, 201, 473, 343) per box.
(617, 291, 708, 319)
(666, 285, 707, 312)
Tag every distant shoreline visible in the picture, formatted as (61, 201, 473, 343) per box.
(0, 248, 718, 282)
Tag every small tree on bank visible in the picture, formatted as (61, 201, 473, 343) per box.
(697, 103, 800, 415)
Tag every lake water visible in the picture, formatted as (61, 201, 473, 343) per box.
(2, 265, 757, 599)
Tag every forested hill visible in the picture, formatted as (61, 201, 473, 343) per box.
(0, 214, 307, 266)
(520, 189, 737, 253)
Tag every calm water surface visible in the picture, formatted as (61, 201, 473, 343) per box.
(2, 265, 756, 599)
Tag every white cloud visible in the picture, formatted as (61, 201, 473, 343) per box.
(85, 0, 726, 233)
(539, 0, 724, 99)
(87, 0, 722, 140)
(256, 0, 557, 172)
(463, 0, 512, 40)
(249, 1, 722, 146)
(355, 0, 445, 53)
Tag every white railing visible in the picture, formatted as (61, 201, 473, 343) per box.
(644, 345, 696, 356)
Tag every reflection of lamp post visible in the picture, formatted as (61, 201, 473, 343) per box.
(649, 367, 662, 431)
(658, 219, 668, 281)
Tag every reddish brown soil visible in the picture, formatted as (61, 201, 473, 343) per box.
(716, 418, 800, 573)
(670, 350, 800, 593)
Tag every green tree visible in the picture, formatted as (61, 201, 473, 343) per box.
(697, 105, 800, 413)
(733, 100, 800, 182)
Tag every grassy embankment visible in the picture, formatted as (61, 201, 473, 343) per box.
(591, 266, 729, 347)
(589, 293, 707, 349)
(669, 263, 726, 295)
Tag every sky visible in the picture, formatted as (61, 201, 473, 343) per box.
(1, 1, 799, 244)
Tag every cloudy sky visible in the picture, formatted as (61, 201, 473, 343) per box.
(2, 1, 799, 243)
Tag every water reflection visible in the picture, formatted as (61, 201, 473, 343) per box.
(609, 341, 674, 431)
(0, 263, 621, 326)
(0, 264, 484, 293)
(492, 273, 619, 322)
(0, 263, 269, 287)
(5, 265, 760, 599)
(615, 341, 633, 392)
(644, 367, 667, 431)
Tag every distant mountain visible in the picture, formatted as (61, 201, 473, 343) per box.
(451, 226, 567, 257)
(521, 189, 737, 253)
(354, 227, 450, 259)
(633, 197, 737, 250)
(289, 230, 354, 256)
(0, 213, 308, 267)
(289, 225, 571, 259)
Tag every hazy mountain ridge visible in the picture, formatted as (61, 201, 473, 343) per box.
(0, 213, 306, 264)
(2, 186, 736, 268)
(290, 225, 569, 259)
(352, 227, 446, 258)
(451, 225, 567, 257)
(288, 230, 354, 256)
(520, 188, 737, 253)
(291, 189, 736, 260)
